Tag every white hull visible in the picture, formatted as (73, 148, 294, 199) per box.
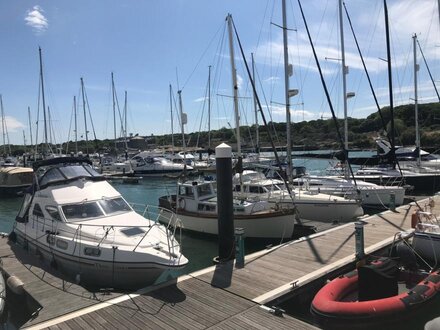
(169, 212, 295, 239)
(14, 228, 184, 289)
(289, 199, 363, 223)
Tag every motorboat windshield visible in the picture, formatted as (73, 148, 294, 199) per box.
(61, 196, 132, 222)
(38, 164, 102, 188)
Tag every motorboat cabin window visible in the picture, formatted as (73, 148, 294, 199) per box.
(98, 197, 131, 215)
(234, 185, 241, 192)
(46, 206, 62, 221)
(32, 204, 44, 218)
(132, 156, 145, 166)
(248, 186, 265, 194)
(62, 202, 104, 221)
(179, 186, 194, 198)
(196, 184, 213, 197)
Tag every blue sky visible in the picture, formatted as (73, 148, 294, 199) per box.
(1, 0, 439, 146)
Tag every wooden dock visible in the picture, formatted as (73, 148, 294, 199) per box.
(2, 195, 438, 329)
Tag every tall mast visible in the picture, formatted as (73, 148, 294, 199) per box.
(208, 65, 212, 149)
(339, 0, 349, 179)
(252, 53, 259, 153)
(170, 84, 174, 154)
(39, 47, 49, 155)
(282, 0, 292, 179)
(177, 90, 187, 159)
(124, 90, 128, 151)
(28, 106, 34, 151)
(227, 14, 241, 158)
(0, 95, 6, 154)
(384, 0, 396, 169)
(413, 33, 420, 166)
(111, 72, 117, 151)
(74, 96, 78, 155)
(80, 77, 89, 155)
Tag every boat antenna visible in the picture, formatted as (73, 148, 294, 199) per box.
(297, 0, 357, 184)
(28, 106, 34, 153)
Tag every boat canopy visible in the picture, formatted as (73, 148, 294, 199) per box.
(0, 167, 33, 186)
(38, 163, 103, 189)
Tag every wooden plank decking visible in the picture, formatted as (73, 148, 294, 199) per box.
(2, 195, 438, 329)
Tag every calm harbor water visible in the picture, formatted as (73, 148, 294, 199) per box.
(1, 154, 438, 329)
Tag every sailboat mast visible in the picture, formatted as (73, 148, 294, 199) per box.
(227, 14, 241, 158)
(170, 84, 174, 154)
(80, 77, 89, 155)
(282, 0, 292, 179)
(413, 33, 420, 166)
(177, 90, 187, 158)
(74, 96, 78, 154)
(0, 95, 6, 154)
(208, 65, 212, 149)
(39, 47, 49, 154)
(28, 106, 34, 151)
(124, 90, 128, 151)
(338, 0, 350, 179)
(384, 0, 396, 169)
(111, 72, 117, 151)
(251, 53, 259, 153)
(339, 0, 348, 151)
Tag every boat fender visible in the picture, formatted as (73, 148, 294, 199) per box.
(7, 275, 24, 295)
(178, 197, 185, 210)
(411, 211, 420, 228)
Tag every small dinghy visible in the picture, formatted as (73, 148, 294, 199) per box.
(311, 256, 440, 328)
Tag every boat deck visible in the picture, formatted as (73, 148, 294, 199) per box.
(2, 195, 438, 329)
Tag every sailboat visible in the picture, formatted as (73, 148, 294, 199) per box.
(295, 0, 405, 209)
(158, 14, 297, 239)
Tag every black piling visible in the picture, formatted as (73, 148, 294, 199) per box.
(215, 143, 235, 262)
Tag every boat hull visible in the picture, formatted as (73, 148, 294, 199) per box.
(169, 211, 295, 239)
(14, 229, 185, 290)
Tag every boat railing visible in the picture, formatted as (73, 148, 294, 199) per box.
(129, 203, 183, 258)
(26, 205, 184, 262)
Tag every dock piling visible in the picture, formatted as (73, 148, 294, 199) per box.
(215, 143, 235, 262)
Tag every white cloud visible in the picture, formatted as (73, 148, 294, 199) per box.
(0, 117, 26, 133)
(25, 6, 48, 35)
(194, 96, 209, 103)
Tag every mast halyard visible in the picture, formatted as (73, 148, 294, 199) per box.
(124, 90, 128, 151)
(0, 95, 7, 155)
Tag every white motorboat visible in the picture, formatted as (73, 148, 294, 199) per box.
(159, 179, 296, 239)
(130, 151, 192, 176)
(293, 175, 406, 209)
(11, 157, 188, 290)
(235, 171, 364, 223)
